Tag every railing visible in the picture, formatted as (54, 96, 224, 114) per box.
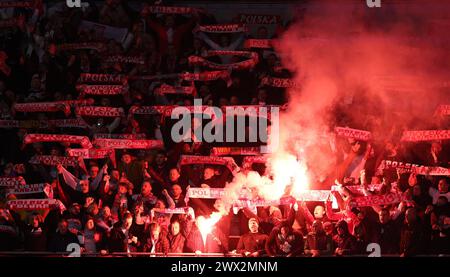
(0, 251, 449, 257)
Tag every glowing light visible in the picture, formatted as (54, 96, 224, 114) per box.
(196, 212, 223, 248)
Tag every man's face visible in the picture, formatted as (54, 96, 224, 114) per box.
(111, 170, 120, 180)
(312, 221, 323, 233)
(248, 219, 259, 233)
(379, 210, 390, 224)
(155, 200, 166, 209)
(58, 221, 68, 234)
(204, 168, 215, 180)
(171, 222, 180, 236)
(32, 216, 40, 228)
(280, 226, 288, 238)
(371, 176, 382, 185)
(80, 181, 89, 193)
(86, 219, 95, 230)
(438, 180, 448, 193)
(124, 217, 133, 230)
(155, 154, 165, 166)
(122, 154, 132, 164)
(70, 205, 80, 215)
(171, 185, 182, 198)
(314, 206, 325, 219)
(152, 226, 161, 239)
(141, 182, 152, 196)
(118, 185, 127, 194)
(89, 166, 99, 178)
(169, 169, 180, 182)
(102, 207, 111, 217)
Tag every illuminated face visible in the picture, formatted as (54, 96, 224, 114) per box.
(102, 207, 111, 218)
(111, 170, 120, 180)
(438, 179, 448, 193)
(379, 210, 390, 224)
(89, 166, 99, 178)
(122, 154, 132, 164)
(204, 168, 215, 180)
(155, 200, 166, 209)
(141, 182, 152, 196)
(280, 226, 288, 238)
(118, 185, 128, 194)
(171, 222, 180, 236)
(86, 219, 95, 230)
(32, 215, 40, 228)
(124, 217, 133, 229)
(314, 206, 325, 219)
(152, 226, 161, 239)
(171, 185, 182, 198)
(169, 169, 180, 182)
(248, 219, 259, 233)
(58, 221, 68, 234)
(80, 181, 89, 193)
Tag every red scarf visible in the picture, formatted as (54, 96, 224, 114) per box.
(335, 127, 372, 141)
(76, 106, 124, 117)
(93, 138, 164, 149)
(400, 130, 450, 142)
(23, 134, 93, 149)
(188, 50, 259, 71)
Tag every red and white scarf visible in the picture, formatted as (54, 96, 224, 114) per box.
(48, 118, 89, 128)
(244, 39, 273, 49)
(233, 197, 294, 208)
(260, 76, 299, 88)
(335, 127, 372, 141)
(221, 105, 279, 119)
(93, 133, 146, 140)
(0, 177, 25, 188)
(0, 119, 88, 129)
(78, 73, 126, 84)
(211, 147, 261, 156)
(178, 155, 239, 174)
(29, 155, 79, 167)
(237, 14, 281, 25)
(7, 199, 64, 210)
(56, 98, 95, 107)
(154, 83, 197, 96)
(142, 5, 204, 15)
(76, 106, 124, 117)
(93, 138, 164, 149)
(128, 105, 170, 116)
(188, 50, 259, 71)
(197, 24, 248, 33)
(66, 148, 114, 159)
(332, 184, 384, 195)
(14, 102, 71, 116)
(377, 160, 450, 176)
(77, 85, 127, 96)
(400, 130, 450, 142)
(23, 134, 93, 149)
(242, 156, 267, 169)
(152, 208, 187, 214)
(350, 192, 407, 208)
(186, 187, 226, 199)
(105, 56, 145, 65)
(56, 42, 105, 52)
(7, 183, 48, 195)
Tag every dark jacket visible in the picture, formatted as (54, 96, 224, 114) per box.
(108, 224, 129, 253)
(236, 232, 268, 256)
(142, 236, 170, 254)
(167, 233, 186, 253)
(400, 220, 428, 256)
(304, 231, 333, 256)
(265, 223, 304, 257)
(333, 220, 358, 256)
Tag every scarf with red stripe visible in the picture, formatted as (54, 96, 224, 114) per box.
(77, 85, 127, 96)
(335, 127, 372, 141)
(260, 76, 300, 88)
(349, 192, 407, 208)
(142, 5, 204, 15)
(23, 134, 93, 149)
(76, 106, 124, 117)
(188, 50, 258, 71)
(93, 138, 164, 149)
(154, 83, 197, 96)
(197, 24, 248, 33)
(106, 56, 145, 64)
(400, 130, 450, 142)
(178, 155, 239, 174)
(14, 102, 71, 116)
(211, 147, 261, 156)
(29, 155, 79, 167)
(377, 160, 450, 176)
(242, 156, 267, 169)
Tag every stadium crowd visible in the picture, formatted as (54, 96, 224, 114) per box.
(0, 0, 449, 257)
